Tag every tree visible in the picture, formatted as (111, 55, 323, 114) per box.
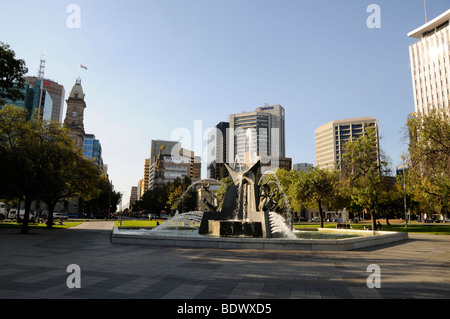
(261, 169, 299, 225)
(339, 124, 390, 231)
(0, 105, 103, 232)
(407, 109, 450, 218)
(0, 105, 44, 233)
(291, 167, 336, 228)
(0, 42, 28, 105)
(39, 140, 101, 228)
(141, 185, 169, 216)
(166, 177, 196, 212)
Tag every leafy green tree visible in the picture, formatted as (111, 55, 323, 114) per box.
(40, 142, 102, 227)
(85, 176, 121, 218)
(0, 105, 105, 232)
(261, 169, 299, 225)
(141, 184, 169, 216)
(0, 42, 28, 105)
(291, 167, 336, 228)
(407, 109, 450, 218)
(166, 177, 196, 212)
(339, 125, 390, 230)
(0, 105, 43, 233)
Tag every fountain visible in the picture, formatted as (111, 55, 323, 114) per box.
(112, 160, 408, 250)
(198, 160, 276, 238)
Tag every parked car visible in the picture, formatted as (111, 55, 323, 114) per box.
(7, 209, 27, 220)
(0, 202, 7, 220)
(65, 213, 78, 219)
(443, 218, 450, 223)
(7, 209, 18, 219)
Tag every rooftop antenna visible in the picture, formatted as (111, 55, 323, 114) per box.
(424, 0, 428, 23)
(37, 52, 46, 79)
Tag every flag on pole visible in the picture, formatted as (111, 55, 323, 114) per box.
(80, 64, 88, 70)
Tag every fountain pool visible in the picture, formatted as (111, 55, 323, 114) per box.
(111, 211, 408, 251)
(112, 160, 408, 251)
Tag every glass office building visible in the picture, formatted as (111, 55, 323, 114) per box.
(83, 134, 103, 171)
(1, 79, 53, 121)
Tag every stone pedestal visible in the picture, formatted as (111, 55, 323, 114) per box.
(208, 220, 263, 238)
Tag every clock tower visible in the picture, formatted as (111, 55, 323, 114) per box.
(64, 78, 86, 149)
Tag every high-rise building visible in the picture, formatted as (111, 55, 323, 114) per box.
(315, 117, 379, 170)
(138, 178, 145, 201)
(207, 121, 230, 180)
(408, 9, 450, 116)
(2, 80, 54, 121)
(143, 158, 151, 194)
(228, 104, 291, 172)
(64, 78, 86, 149)
(83, 133, 103, 171)
(25, 76, 65, 122)
(129, 186, 138, 208)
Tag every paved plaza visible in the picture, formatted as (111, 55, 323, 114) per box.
(0, 221, 449, 300)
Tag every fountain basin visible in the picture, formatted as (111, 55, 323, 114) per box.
(111, 227, 408, 251)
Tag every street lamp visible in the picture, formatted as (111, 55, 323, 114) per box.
(402, 154, 408, 229)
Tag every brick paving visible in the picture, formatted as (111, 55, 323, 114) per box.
(0, 222, 449, 299)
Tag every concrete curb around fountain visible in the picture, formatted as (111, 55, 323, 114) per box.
(111, 227, 408, 251)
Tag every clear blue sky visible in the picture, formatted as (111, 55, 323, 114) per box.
(1, 0, 449, 207)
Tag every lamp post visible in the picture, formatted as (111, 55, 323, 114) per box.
(119, 192, 123, 226)
(402, 155, 408, 229)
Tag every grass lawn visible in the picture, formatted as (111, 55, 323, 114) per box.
(294, 220, 450, 235)
(2, 218, 449, 235)
(116, 219, 450, 235)
(0, 221, 83, 229)
(114, 220, 162, 228)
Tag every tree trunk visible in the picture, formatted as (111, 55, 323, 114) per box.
(20, 198, 32, 234)
(318, 200, 324, 229)
(46, 203, 56, 229)
(371, 205, 377, 232)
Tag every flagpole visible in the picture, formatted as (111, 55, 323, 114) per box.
(424, 0, 428, 23)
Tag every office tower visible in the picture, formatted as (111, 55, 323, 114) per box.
(129, 186, 138, 208)
(25, 77, 65, 122)
(142, 158, 151, 194)
(2, 80, 53, 121)
(229, 104, 291, 172)
(138, 178, 145, 201)
(408, 9, 450, 116)
(64, 78, 86, 149)
(207, 121, 230, 180)
(315, 117, 378, 170)
(83, 133, 104, 171)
